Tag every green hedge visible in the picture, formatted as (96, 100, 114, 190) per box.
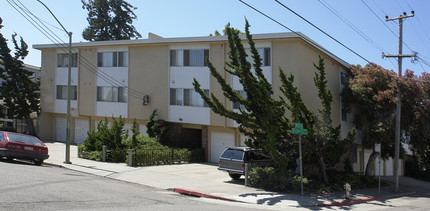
(79, 144, 204, 165)
(249, 166, 387, 193)
(129, 148, 204, 166)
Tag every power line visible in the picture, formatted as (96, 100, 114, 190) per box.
(319, 0, 386, 53)
(317, 0, 398, 69)
(10, 0, 144, 100)
(394, 0, 406, 13)
(360, 0, 415, 54)
(7, 0, 146, 101)
(238, 0, 370, 64)
(273, 0, 370, 63)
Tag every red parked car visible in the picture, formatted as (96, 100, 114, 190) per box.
(0, 131, 49, 165)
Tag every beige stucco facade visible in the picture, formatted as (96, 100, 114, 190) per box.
(34, 32, 360, 165)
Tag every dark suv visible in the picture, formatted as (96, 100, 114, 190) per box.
(217, 147, 272, 180)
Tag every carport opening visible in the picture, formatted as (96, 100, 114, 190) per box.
(167, 126, 202, 149)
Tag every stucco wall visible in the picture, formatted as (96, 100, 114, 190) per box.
(78, 48, 97, 116)
(128, 44, 169, 120)
(209, 42, 228, 127)
(40, 49, 56, 113)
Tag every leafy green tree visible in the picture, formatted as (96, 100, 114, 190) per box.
(195, 20, 293, 170)
(0, 18, 40, 136)
(280, 56, 355, 184)
(81, 0, 141, 41)
(129, 118, 139, 148)
(410, 72, 430, 168)
(110, 116, 126, 149)
(146, 109, 169, 145)
(210, 27, 244, 36)
(342, 64, 424, 175)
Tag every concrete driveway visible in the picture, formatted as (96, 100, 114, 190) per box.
(44, 142, 427, 208)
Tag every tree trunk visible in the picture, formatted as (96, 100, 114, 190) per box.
(316, 150, 329, 184)
(24, 114, 37, 136)
(365, 151, 379, 176)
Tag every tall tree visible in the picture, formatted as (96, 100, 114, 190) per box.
(342, 63, 424, 175)
(410, 72, 430, 168)
(280, 56, 355, 184)
(194, 21, 294, 170)
(81, 0, 141, 41)
(0, 18, 40, 136)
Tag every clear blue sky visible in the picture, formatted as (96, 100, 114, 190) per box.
(2, 0, 429, 76)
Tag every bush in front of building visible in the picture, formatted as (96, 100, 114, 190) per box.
(84, 117, 127, 152)
(249, 166, 387, 193)
(80, 130, 205, 164)
(405, 156, 430, 182)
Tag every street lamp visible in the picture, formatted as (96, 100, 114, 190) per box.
(37, 0, 72, 164)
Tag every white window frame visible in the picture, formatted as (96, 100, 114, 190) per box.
(57, 53, 78, 67)
(56, 85, 77, 100)
(170, 88, 209, 107)
(96, 86, 127, 103)
(97, 51, 128, 67)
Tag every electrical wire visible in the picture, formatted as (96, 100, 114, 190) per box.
(9, 0, 143, 99)
(273, 0, 370, 63)
(318, 0, 397, 69)
(237, 0, 370, 64)
(9, 0, 146, 100)
(7, 0, 146, 101)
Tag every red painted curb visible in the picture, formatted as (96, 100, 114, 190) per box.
(173, 188, 239, 202)
(317, 196, 383, 207)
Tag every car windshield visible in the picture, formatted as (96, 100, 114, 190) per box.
(7, 133, 44, 146)
(220, 149, 244, 160)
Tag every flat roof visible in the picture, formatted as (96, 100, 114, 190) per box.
(33, 32, 350, 68)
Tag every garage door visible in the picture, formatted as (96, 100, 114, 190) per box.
(210, 131, 234, 163)
(56, 117, 67, 143)
(75, 119, 89, 145)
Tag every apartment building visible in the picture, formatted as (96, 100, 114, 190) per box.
(0, 63, 41, 133)
(34, 32, 403, 175)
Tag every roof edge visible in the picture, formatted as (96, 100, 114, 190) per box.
(33, 32, 349, 68)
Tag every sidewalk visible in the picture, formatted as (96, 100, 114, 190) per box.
(43, 142, 426, 209)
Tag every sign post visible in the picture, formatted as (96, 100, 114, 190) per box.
(292, 123, 307, 195)
(375, 143, 381, 194)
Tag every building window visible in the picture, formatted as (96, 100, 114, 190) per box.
(170, 88, 209, 107)
(183, 49, 209, 67)
(97, 51, 128, 67)
(246, 48, 271, 67)
(233, 90, 247, 109)
(57, 53, 78, 67)
(170, 88, 183, 105)
(341, 108, 347, 122)
(97, 86, 127, 102)
(259, 48, 271, 66)
(184, 89, 209, 107)
(56, 85, 77, 100)
(170, 50, 179, 66)
(341, 72, 349, 85)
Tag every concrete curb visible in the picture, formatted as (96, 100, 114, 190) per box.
(173, 188, 241, 202)
(317, 196, 383, 207)
(317, 191, 416, 207)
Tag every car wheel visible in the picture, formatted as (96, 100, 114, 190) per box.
(229, 173, 241, 180)
(34, 160, 43, 166)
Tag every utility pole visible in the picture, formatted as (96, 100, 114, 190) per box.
(382, 11, 416, 192)
(38, 0, 72, 164)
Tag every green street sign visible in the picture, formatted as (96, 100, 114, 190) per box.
(292, 128, 308, 135)
(294, 123, 303, 129)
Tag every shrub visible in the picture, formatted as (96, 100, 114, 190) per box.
(249, 166, 386, 193)
(108, 148, 127, 162)
(249, 167, 295, 192)
(79, 145, 103, 161)
(405, 157, 430, 182)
